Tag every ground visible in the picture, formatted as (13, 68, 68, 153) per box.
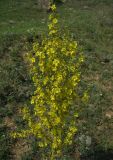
(0, 0, 113, 159)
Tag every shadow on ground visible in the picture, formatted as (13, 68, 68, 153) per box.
(82, 147, 113, 160)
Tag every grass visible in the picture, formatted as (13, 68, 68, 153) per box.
(0, 0, 48, 36)
(0, 0, 113, 159)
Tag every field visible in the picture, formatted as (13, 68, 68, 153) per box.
(0, 0, 113, 159)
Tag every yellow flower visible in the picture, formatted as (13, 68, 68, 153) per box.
(50, 95, 55, 101)
(52, 142, 57, 149)
(69, 126, 78, 133)
(48, 24, 53, 30)
(48, 47, 55, 54)
(38, 142, 44, 147)
(31, 98, 35, 104)
(79, 55, 84, 62)
(51, 4, 56, 11)
(61, 47, 66, 52)
(53, 59, 60, 66)
(36, 51, 42, 57)
(70, 50, 75, 55)
(43, 77, 48, 85)
(49, 14, 53, 20)
(49, 29, 57, 35)
(52, 18, 58, 24)
(82, 91, 89, 103)
(55, 117, 61, 124)
(47, 41, 52, 46)
(31, 57, 35, 63)
(74, 112, 79, 118)
(73, 41, 77, 48)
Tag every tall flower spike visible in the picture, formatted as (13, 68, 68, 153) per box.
(48, 4, 58, 36)
(11, 1, 86, 159)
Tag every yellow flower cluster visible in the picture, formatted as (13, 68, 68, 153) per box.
(11, 3, 86, 160)
(48, 5, 59, 36)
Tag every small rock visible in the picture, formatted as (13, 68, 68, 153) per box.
(86, 136, 92, 146)
(83, 6, 89, 9)
(9, 20, 15, 24)
(105, 111, 113, 119)
(79, 134, 85, 143)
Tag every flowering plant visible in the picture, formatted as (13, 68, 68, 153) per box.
(11, 4, 87, 160)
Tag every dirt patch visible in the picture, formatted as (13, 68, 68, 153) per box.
(12, 139, 31, 160)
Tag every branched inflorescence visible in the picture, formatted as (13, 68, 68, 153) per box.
(11, 4, 87, 160)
